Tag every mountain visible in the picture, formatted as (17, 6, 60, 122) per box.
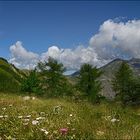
(100, 58, 140, 98)
(0, 57, 28, 92)
(70, 71, 80, 77)
(70, 58, 140, 99)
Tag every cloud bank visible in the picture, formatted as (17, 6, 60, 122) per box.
(9, 19, 140, 70)
(9, 41, 39, 69)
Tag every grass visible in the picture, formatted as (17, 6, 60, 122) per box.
(0, 93, 140, 139)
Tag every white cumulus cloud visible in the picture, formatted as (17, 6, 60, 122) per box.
(90, 19, 140, 60)
(41, 45, 105, 70)
(9, 19, 140, 70)
(9, 41, 39, 69)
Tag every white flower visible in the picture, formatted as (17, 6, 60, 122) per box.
(111, 118, 119, 123)
(24, 119, 30, 122)
(40, 128, 46, 132)
(32, 97, 36, 100)
(96, 130, 104, 136)
(4, 115, 8, 118)
(71, 128, 75, 131)
(23, 96, 30, 101)
(18, 116, 23, 119)
(2, 107, 6, 111)
(40, 112, 45, 115)
(32, 120, 39, 125)
(67, 122, 71, 125)
(9, 104, 13, 107)
(0, 115, 3, 118)
(69, 114, 73, 117)
(26, 115, 31, 118)
(40, 129, 49, 135)
(44, 131, 49, 135)
(23, 122, 28, 125)
(104, 115, 111, 120)
(36, 117, 45, 120)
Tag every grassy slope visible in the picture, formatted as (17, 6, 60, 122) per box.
(0, 58, 28, 92)
(0, 93, 140, 139)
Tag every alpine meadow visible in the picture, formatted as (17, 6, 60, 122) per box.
(1, 1, 140, 140)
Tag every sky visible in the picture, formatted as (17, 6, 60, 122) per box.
(0, 1, 140, 70)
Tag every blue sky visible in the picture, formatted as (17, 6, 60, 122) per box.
(1, 1, 140, 71)
(0, 1, 140, 59)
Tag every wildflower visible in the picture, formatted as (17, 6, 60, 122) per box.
(69, 114, 73, 117)
(32, 97, 36, 100)
(70, 134, 76, 139)
(26, 115, 31, 118)
(36, 117, 45, 120)
(40, 112, 45, 115)
(18, 116, 23, 119)
(40, 129, 49, 135)
(104, 115, 111, 120)
(32, 120, 39, 125)
(111, 118, 119, 123)
(4, 115, 8, 118)
(59, 128, 68, 135)
(44, 131, 49, 135)
(2, 107, 6, 111)
(24, 119, 30, 122)
(23, 96, 30, 101)
(71, 128, 75, 131)
(0, 115, 3, 118)
(23, 122, 28, 126)
(96, 130, 104, 136)
(67, 122, 70, 125)
(9, 104, 13, 107)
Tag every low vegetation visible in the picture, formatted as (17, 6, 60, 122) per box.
(1, 93, 140, 139)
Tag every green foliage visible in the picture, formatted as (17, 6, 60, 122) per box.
(77, 63, 102, 103)
(0, 68, 20, 92)
(21, 70, 41, 94)
(37, 57, 72, 97)
(112, 62, 140, 105)
(123, 78, 140, 105)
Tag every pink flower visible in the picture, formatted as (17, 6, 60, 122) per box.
(59, 128, 68, 135)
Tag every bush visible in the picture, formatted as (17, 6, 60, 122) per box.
(21, 70, 42, 95)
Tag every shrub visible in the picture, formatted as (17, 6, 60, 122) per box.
(21, 70, 41, 95)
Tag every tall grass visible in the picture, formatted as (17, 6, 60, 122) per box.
(0, 93, 140, 139)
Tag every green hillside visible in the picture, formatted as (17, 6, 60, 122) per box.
(0, 58, 28, 92)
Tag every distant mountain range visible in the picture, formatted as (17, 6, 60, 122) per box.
(70, 58, 140, 99)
